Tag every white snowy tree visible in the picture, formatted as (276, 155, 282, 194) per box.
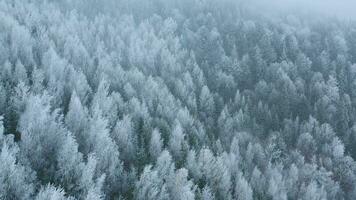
(135, 165, 169, 200)
(234, 172, 253, 200)
(150, 128, 164, 161)
(169, 121, 186, 162)
(112, 114, 137, 164)
(35, 185, 74, 200)
(0, 143, 35, 200)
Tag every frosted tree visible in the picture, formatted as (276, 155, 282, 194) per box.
(83, 163, 105, 200)
(68, 69, 92, 104)
(6, 81, 29, 137)
(55, 133, 99, 198)
(30, 67, 45, 94)
(301, 181, 327, 200)
(186, 149, 201, 180)
(198, 148, 232, 200)
(214, 156, 232, 200)
(79, 155, 105, 199)
(250, 167, 266, 198)
(18, 93, 68, 182)
(41, 47, 68, 107)
(221, 137, 240, 182)
(199, 85, 216, 135)
(175, 72, 197, 112)
(201, 186, 215, 200)
(297, 132, 316, 161)
(168, 168, 195, 200)
(135, 165, 169, 200)
(35, 185, 74, 200)
(156, 150, 176, 180)
(65, 91, 89, 151)
(286, 164, 299, 199)
(6, 18, 34, 67)
(150, 128, 164, 161)
(217, 106, 234, 148)
(234, 172, 253, 200)
(267, 166, 287, 200)
(91, 79, 118, 127)
(0, 85, 6, 115)
(112, 114, 137, 164)
(13, 60, 28, 85)
(0, 143, 35, 200)
(199, 86, 215, 116)
(0, 61, 12, 83)
(169, 121, 186, 162)
(87, 104, 124, 197)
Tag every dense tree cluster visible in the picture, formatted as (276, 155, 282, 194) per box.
(1, 0, 356, 199)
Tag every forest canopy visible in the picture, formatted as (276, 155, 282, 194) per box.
(1, 0, 356, 199)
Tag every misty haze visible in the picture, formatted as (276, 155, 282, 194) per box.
(1, 0, 356, 199)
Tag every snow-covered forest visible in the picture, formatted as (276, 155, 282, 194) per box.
(1, 0, 356, 199)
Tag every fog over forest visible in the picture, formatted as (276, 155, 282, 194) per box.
(1, 0, 356, 199)
(247, 0, 356, 20)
